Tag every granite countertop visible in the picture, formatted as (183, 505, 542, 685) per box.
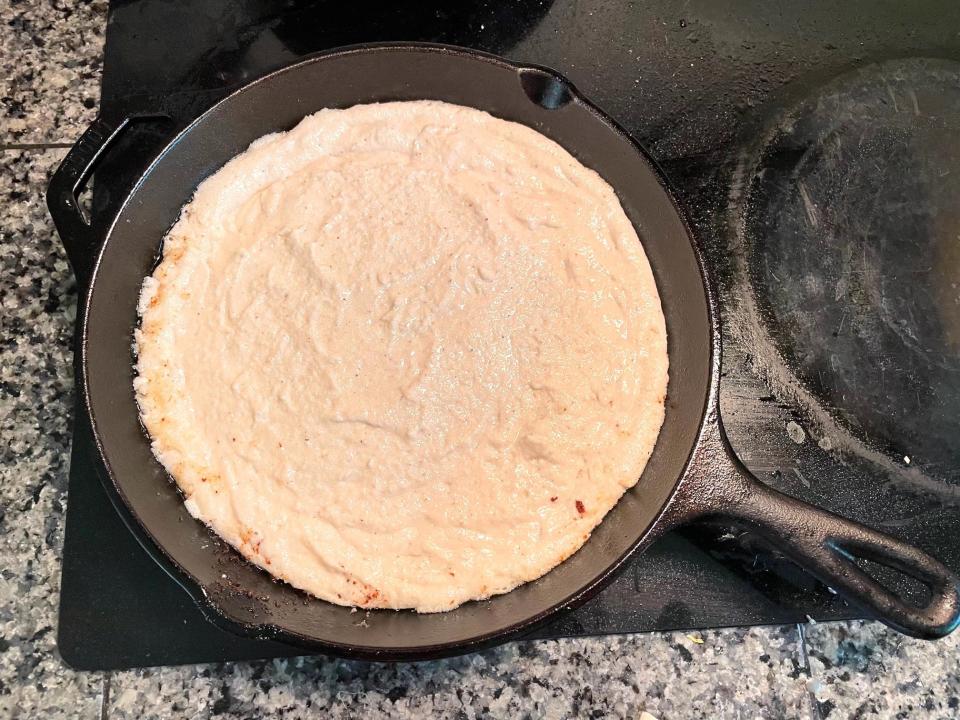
(2, 2, 958, 718)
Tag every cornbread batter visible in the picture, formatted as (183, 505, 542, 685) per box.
(134, 100, 668, 612)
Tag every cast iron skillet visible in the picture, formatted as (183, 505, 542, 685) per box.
(48, 43, 959, 658)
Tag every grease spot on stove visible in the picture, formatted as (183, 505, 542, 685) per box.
(786, 421, 806, 445)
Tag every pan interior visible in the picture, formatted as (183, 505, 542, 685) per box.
(83, 46, 712, 654)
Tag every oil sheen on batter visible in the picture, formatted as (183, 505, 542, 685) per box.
(134, 100, 668, 613)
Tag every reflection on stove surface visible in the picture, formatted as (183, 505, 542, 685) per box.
(741, 59, 960, 483)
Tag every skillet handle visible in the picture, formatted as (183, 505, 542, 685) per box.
(671, 418, 960, 639)
(46, 111, 169, 282)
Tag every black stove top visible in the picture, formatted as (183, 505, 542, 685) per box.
(57, 0, 960, 670)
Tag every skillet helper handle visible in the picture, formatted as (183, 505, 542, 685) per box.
(47, 114, 127, 274)
(677, 421, 960, 639)
(47, 111, 170, 281)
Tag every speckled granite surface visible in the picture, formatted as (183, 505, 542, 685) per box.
(804, 621, 960, 719)
(1, 0, 106, 144)
(1, 148, 103, 720)
(106, 628, 814, 719)
(2, 2, 959, 718)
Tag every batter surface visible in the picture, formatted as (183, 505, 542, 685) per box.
(134, 100, 668, 612)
